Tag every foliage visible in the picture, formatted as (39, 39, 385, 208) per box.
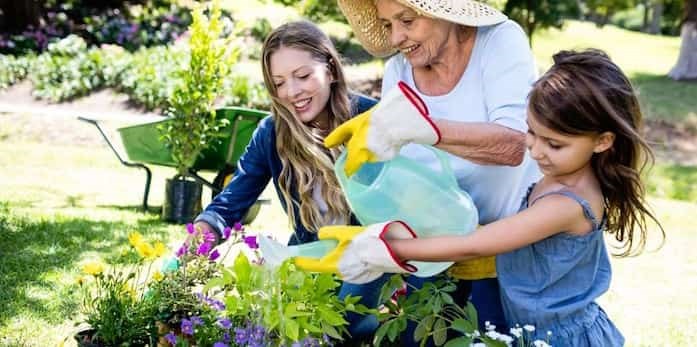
(118, 45, 187, 110)
(503, 0, 580, 42)
(0, 1, 190, 55)
(299, 0, 349, 23)
(29, 35, 105, 101)
(76, 232, 168, 345)
(205, 249, 373, 345)
(374, 275, 552, 347)
(0, 54, 33, 89)
(584, 0, 635, 26)
(222, 75, 271, 111)
(159, 0, 238, 176)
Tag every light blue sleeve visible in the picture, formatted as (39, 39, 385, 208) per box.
(480, 21, 537, 133)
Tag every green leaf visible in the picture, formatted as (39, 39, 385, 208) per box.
(444, 337, 472, 347)
(414, 314, 435, 341)
(321, 322, 342, 340)
(433, 318, 447, 346)
(284, 303, 312, 318)
(233, 253, 251, 289)
(284, 318, 300, 341)
(466, 302, 478, 327)
(318, 307, 347, 325)
(450, 318, 474, 334)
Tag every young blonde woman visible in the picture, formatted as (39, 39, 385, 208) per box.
(192, 21, 380, 340)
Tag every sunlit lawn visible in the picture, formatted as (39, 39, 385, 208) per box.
(1, 18, 696, 347)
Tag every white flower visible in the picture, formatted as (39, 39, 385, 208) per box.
(524, 324, 536, 332)
(496, 334, 514, 345)
(485, 331, 501, 339)
(534, 340, 551, 347)
(510, 327, 523, 338)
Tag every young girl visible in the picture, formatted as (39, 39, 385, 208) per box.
(304, 49, 665, 346)
(191, 21, 382, 340)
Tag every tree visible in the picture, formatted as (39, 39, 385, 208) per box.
(503, 0, 579, 44)
(668, 0, 697, 80)
(585, 0, 634, 27)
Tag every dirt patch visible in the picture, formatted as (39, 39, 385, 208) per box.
(1, 80, 696, 165)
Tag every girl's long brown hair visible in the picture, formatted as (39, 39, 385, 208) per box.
(528, 49, 664, 256)
(261, 21, 352, 232)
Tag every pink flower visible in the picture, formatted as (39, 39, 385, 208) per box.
(222, 227, 232, 239)
(176, 242, 189, 258)
(233, 222, 244, 231)
(197, 242, 212, 256)
(243, 236, 258, 249)
(209, 249, 220, 261)
(186, 223, 195, 234)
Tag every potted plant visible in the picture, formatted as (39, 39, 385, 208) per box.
(159, 0, 238, 223)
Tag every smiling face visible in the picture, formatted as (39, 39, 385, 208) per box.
(376, 0, 457, 68)
(526, 111, 614, 179)
(269, 46, 333, 127)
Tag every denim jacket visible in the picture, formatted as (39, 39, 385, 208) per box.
(195, 94, 377, 245)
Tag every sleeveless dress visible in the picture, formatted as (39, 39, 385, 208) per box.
(496, 184, 625, 346)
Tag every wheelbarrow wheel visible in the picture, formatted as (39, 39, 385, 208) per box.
(212, 164, 263, 225)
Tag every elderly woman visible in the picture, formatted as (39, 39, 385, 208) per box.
(316, 0, 542, 341)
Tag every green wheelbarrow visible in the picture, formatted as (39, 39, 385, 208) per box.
(79, 106, 270, 224)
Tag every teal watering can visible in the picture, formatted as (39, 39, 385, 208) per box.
(259, 146, 478, 277)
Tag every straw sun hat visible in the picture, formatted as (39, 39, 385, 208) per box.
(338, 0, 507, 57)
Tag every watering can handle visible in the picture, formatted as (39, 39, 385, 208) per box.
(423, 145, 459, 189)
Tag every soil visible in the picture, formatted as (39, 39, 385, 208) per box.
(1, 80, 696, 165)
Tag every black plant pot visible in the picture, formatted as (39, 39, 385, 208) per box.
(162, 176, 202, 224)
(74, 329, 102, 347)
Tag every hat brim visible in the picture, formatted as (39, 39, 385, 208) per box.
(338, 0, 507, 58)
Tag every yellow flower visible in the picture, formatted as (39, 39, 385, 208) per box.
(135, 241, 155, 259)
(153, 241, 167, 258)
(152, 271, 164, 282)
(82, 261, 106, 275)
(128, 231, 144, 247)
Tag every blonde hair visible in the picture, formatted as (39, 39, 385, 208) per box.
(261, 21, 352, 232)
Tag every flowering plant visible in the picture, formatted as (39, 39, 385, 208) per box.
(75, 232, 168, 346)
(375, 275, 553, 347)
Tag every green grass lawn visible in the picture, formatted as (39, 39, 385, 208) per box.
(533, 20, 697, 124)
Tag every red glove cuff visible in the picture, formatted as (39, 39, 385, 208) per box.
(379, 221, 418, 273)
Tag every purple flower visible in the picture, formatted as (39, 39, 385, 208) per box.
(181, 318, 194, 335)
(223, 332, 231, 343)
(213, 343, 229, 347)
(164, 332, 177, 345)
(222, 227, 232, 239)
(243, 236, 258, 249)
(233, 222, 244, 231)
(197, 242, 212, 256)
(190, 316, 204, 326)
(203, 230, 217, 243)
(186, 223, 195, 234)
(209, 249, 220, 261)
(217, 318, 232, 330)
(234, 326, 249, 345)
(176, 242, 188, 258)
(209, 298, 226, 311)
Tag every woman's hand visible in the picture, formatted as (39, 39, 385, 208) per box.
(294, 221, 419, 284)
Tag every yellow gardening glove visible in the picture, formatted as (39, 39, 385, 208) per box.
(447, 256, 497, 280)
(325, 81, 441, 176)
(295, 221, 419, 284)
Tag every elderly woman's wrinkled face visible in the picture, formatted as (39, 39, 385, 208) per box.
(376, 0, 456, 67)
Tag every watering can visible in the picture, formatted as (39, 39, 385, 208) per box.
(260, 146, 478, 277)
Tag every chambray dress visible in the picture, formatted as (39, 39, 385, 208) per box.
(496, 185, 625, 346)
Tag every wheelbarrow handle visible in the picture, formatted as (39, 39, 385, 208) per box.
(78, 115, 152, 212)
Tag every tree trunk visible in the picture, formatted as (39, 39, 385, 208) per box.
(0, 0, 42, 33)
(649, 1, 664, 34)
(668, 21, 697, 80)
(642, 0, 651, 31)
